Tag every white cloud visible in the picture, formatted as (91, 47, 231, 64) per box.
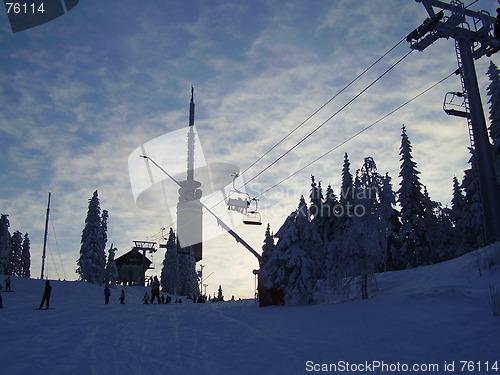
(1, 0, 498, 297)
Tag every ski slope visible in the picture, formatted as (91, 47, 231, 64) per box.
(1, 243, 499, 375)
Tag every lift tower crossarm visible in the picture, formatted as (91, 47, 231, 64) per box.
(408, 0, 497, 57)
(416, 0, 495, 23)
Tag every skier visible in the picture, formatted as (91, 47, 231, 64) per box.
(104, 284, 111, 304)
(119, 289, 125, 304)
(150, 275, 161, 304)
(38, 280, 52, 309)
(5, 276, 11, 292)
(142, 292, 150, 304)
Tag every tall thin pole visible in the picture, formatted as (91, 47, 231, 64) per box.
(41, 192, 51, 280)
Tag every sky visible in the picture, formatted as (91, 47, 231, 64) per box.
(0, 0, 498, 299)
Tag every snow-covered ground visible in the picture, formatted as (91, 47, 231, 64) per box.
(1, 243, 499, 375)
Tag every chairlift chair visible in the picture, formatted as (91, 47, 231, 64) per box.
(443, 91, 469, 118)
(243, 198, 262, 226)
(227, 173, 251, 215)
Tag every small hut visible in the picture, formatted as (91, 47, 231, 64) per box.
(115, 241, 156, 286)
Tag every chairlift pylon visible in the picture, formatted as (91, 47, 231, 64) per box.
(443, 91, 469, 118)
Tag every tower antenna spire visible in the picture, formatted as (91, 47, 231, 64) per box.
(189, 85, 195, 127)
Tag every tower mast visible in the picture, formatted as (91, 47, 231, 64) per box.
(41, 192, 51, 279)
(407, 0, 500, 243)
(177, 87, 203, 263)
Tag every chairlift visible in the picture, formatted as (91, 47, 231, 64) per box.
(443, 91, 469, 118)
(226, 173, 262, 225)
(227, 173, 251, 215)
(243, 198, 262, 226)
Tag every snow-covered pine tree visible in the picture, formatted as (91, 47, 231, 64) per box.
(309, 175, 324, 223)
(379, 173, 401, 271)
(105, 245, 118, 285)
(396, 126, 429, 269)
(334, 152, 357, 239)
(261, 223, 275, 267)
(261, 196, 318, 305)
(20, 233, 31, 278)
(322, 184, 339, 242)
(101, 210, 109, 253)
(331, 157, 387, 300)
(450, 176, 467, 252)
(177, 245, 198, 297)
(8, 230, 23, 276)
(340, 153, 355, 208)
(0, 214, 11, 275)
(421, 186, 442, 264)
(487, 61, 500, 187)
(217, 285, 224, 301)
(161, 228, 179, 294)
(462, 151, 484, 249)
(76, 191, 108, 285)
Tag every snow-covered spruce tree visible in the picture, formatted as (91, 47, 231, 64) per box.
(261, 223, 275, 267)
(321, 184, 339, 242)
(340, 153, 355, 208)
(177, 245, 198, 297)
(379, 173, 401, 271)
(487, 61, 500, 187)
(8, 230, 23, 276)
(161, 228, 179, 294)
(309, 175, 324, 225)
(449, 176, 467, 253)
(101, 209, 109, 253)
(105, 245, 118, 285)
(76, 191, 108, 285)
(0, 214, 12, 275)
(396, 126, 429, 269)
(20, 233, 31, 278)
(461, 151, 485, 249)
(329, 157, 388, 300)
(421, 186, 442, 264)
(261, 196, 319, 305)
(217, 285, 224, 301)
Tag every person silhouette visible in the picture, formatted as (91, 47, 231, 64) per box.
(38, 280, 52, 309)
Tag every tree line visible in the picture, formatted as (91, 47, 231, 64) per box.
(259, 61, 500, 306)
(0, 214, 31, 278)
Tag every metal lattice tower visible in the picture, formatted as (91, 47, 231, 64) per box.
(407, 0, 500, 243)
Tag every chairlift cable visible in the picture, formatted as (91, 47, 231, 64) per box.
(201, 47, 415, 220)
(254, 69, 458, 199)
(239, 37, 408, 177)
(46, 243, 60, 280)
(50, 219, 67, 280)
(242, 49, 414, 190)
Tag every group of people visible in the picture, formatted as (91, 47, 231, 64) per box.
(103, 276, 192, 305)
(0, 277, 51, 310)
(104, 276, 164, 305)
(0, 277, 12, 308)
(104, 284, 126, 304)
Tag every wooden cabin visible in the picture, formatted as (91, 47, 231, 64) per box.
(115, 245, 154, 286)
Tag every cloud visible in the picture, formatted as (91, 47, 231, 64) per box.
(1, 0, 498, 297)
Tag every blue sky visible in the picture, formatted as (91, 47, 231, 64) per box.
(0, 0, 498, 298)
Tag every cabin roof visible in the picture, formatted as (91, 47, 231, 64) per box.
(115, 248, 152, 268)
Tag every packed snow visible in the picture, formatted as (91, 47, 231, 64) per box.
(1, 243, 499, 375)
